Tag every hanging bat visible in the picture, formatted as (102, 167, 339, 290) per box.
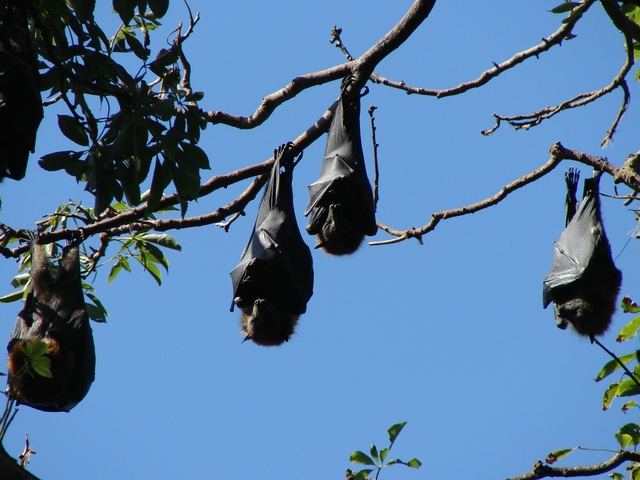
(230, 143, 314, 346)
(7, 234, 96, 412)
(0, 1, 43, 181)
(542, 167, 622, 339)
(305, 76, 377, 255)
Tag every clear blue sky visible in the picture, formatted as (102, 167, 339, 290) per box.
(1, 1, 640, 479)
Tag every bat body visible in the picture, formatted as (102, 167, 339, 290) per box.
(0, 1, 43, 181)
(230, 144, 314, 346)
(305, 76, 377, 255)
(7, 236, 96, 412)
(542, 168, 622, 339)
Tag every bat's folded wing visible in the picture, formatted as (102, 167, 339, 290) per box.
(542, 194, 599, 306)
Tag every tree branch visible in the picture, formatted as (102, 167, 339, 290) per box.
(508, 449, 640, 480)
(371, 142, 640, 245)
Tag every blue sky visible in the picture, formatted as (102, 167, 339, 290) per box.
(1, 1, 640, 479)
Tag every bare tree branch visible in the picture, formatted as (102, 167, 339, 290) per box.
(368, 0, 596, 97)
(482, 32, 635, 136)
(508, 449, 640, 480)
(371, 142, 640, 245)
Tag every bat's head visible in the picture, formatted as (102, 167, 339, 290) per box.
(315, 203, 365, 256)
(6, 337, 87, 412)
(551, 264, 622, 338)
(240, 299, 299, 346)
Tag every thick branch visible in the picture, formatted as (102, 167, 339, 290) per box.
(601, 0, 640, 41)
(201, 0, 437, 127)
(509, 449, 640, 480)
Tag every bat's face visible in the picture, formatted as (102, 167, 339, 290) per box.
(551, 267, 621, 338)
(313, 203, 365, 256)
(7, 337, 86, 412)
(241, 299, 299, 346)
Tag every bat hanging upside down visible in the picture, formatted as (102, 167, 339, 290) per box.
(230, 143, 314, 346)
(0, 1, 43, 181)
(7, 234, 96, 412)
(542, 167, 622, 340)
(305, 76, 377, 255)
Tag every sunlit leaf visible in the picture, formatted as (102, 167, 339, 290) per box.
(622, 400, 637, 412)
(0, 289, 25, 304)
(595, 353, 636, 381)
(24, 340, 49, 359)
(617, 315, 640, 341)
(31, 356, 53, 378)
(388, 421, 407, 445)
(353, 469, 373, 480)
(370, 444, 379, 463)
(139, 233, 182, 250)
(350, 451, 375, 466)
(617, 379, 640, 397)
(615, 423, 640, 448)
(603, 382, 619, 410)
(621, 295, 640, 313)
(545, 448, 575, 464)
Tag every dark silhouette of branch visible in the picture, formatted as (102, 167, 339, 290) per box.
(601, 0, 640, 42)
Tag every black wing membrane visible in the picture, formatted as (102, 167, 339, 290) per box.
(305, 76, 377, 255)
(0, 2, 43, 181)
(542, 169, 622, 339)
(7, 236, 96, 412)
(230, 144, 314, 346)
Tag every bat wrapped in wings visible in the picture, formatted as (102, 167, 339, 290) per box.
(542, 168, 622, 339)
(304, 76, 377, 255)
(0, 1, 43, 181)
(7, 234, 96, 412)
(230, 143, 314, 346)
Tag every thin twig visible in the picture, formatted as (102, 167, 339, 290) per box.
(593, 337, 640, 388)
(368, 105, 380, 211)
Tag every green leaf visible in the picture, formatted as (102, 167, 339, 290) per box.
(621, 296, 640, 313)
(86, 293, 109, 322)
(622, 400, 637, 412)
(388, 421, 407, 445)
(379, 447, 388, 463)
(545, 448, 575, 464)
(632, 463, 640, 480)
(617, 315, 640, 341)
(108, 260, 123, 283)
(353, 469, 373, 480)
(615, 423, 640, 448)
(611, 472, 625, 480)
(58, 115, 89, 147)
(139, 233, 182, 250)
(406, 458, 422, 468)
(595, 353, 636, 381)
(0, 289, 26, 304)
(603, 382, 619, 410)
(350, 451, 375, 466)
(142, 242, 169, 271)
(617, 379, 640, 397)
(370, 444, 379, 463)
(31, 356, 53, 378)
(24, 340, 49, 359)
(549, 2, 580, 14)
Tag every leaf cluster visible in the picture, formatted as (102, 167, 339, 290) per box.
(349, 422, 421, 480)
